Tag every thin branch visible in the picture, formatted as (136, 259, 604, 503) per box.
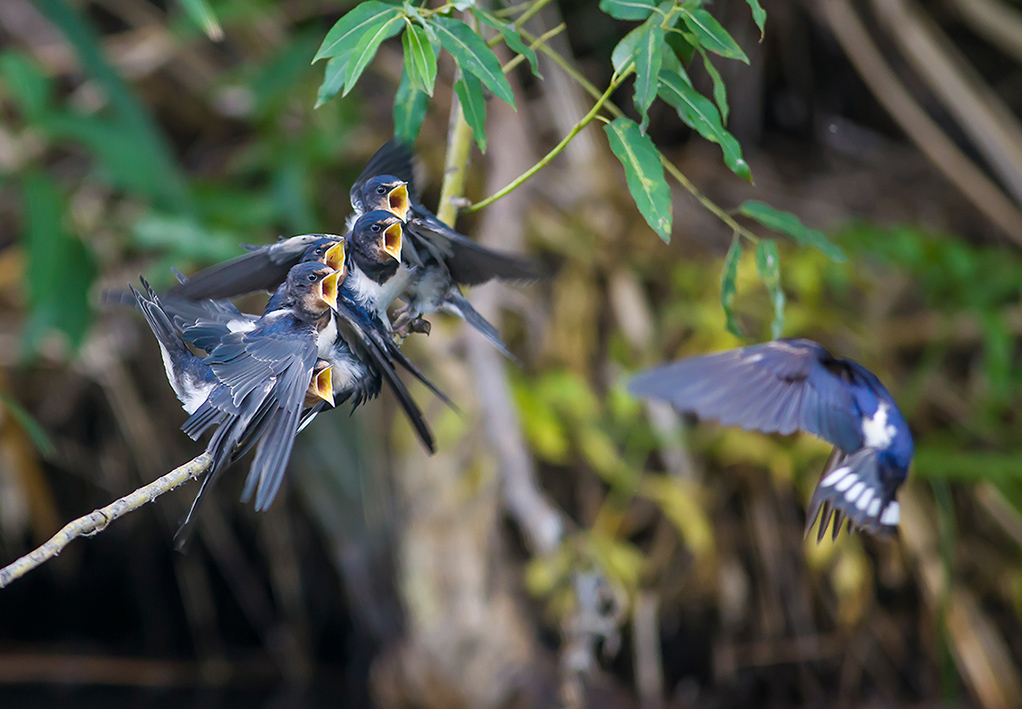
(0, 453, 212, 588)
(501, 23, 565, 74)
(465, 66, 632, 213)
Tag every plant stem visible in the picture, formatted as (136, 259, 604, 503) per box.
(513, 0, 556, 29)
(502, 23, 565, 74)
(465, 67, 633, 213)
(518, 28, 761, 244)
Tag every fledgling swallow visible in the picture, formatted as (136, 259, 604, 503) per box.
(160, 261, 340, 541)
(168, 233, 346, 302)
(343, 210, 406, 326)
(350, 140, 546, 360)
(628, 339, 913, 540)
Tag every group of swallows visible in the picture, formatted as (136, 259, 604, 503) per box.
(125, 141, 544, 539)
(128, 140, 913, 545)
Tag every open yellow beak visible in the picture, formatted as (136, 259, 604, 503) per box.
(387, 183, 409, 221)
(324, 240, 346, 272)
(320, 270, 340, 310)
(382, 223, 402, 262)
(314, 365, 335, 407)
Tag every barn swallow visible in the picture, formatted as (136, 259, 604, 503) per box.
(168, 233, 346, 302)
(156, 261, 341, 540)
(628, 339, 913, 540)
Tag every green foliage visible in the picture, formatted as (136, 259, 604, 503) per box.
(680, 8, 749, 63)
(721, 235, 742, 337)
(175, 0, 223, 40)
(604, 118, 672, 241)
(740, 201, 846, 262)
(755, 240, 785, 339)
(455, 72, 488, 152)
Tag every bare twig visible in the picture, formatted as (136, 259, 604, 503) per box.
(0, 452, 212, 588)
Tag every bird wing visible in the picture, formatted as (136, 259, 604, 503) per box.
(629, 339, 864, 453)
(805, 447, 900, 540)
(334, 299, 437, 453)
(350, 139, 417, 212)
(168, 236, 320, 301)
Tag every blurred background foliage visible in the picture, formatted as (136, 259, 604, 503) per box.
(2, 0, 1022, 707)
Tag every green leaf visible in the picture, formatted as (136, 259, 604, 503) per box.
(394, 65, 429, 144)
(21, 172, 94, 358)
(315, 55, 348, 108)
(604, 117, 672, 241)
(657, 70, 751, 181)
(739, 200, 846, 262)
(721, 234, 742, 337)
(0, 391, 54, 457)
(433, 16, 515, 107)
(755, 239, 785, 339)
(681, 8, 749, 64)
(314, 2, 400, 62)
(745, 0, 767, 38)
(455, 72, 487, 153)
(612, 23, 647, 74)
(0, 52, 52, 119)
(700, 51, 728, 123)
(403, 22, 437, 96)
(343, 13, 404, 96)
(472, 10, 541, 77)
(666, 23, 697, 66)
(176, 0, 223, 40)
(634, 23, 664, 132)
(599, 0, 656, 21)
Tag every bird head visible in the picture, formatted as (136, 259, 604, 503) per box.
(286, 262, 340, 314)
(306, 361, 335, 408)
(361, 176, 410, 221)
(349, 210, 403, 283)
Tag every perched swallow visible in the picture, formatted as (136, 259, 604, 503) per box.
(163, 262, 341, 539)
(344, 210, 406, 326)
(628, 339, 913, 540)
(168, 233, 346, 302)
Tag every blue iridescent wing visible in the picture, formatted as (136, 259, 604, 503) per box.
(629, 339, 864, 453)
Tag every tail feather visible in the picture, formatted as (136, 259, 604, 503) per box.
(441, 290, 520, 365)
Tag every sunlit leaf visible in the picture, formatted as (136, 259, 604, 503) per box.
(657, 70, 751, 181)
(721, 234, 742, 337)
(599, 0, 656, 21)
(755, 239, 785, 339)
(403, 22, 437, 96)
(604, 117, 672, 241)
(315, 55, 348, 108)
(455, 72, 487, 152)
(472, 9, 540, 76)
(634, 23, 663, 132)
(176, 0, 223, 41)
(21, 172, 94, 358)
(342, 13, 404, 96)
(739, 200, 846, 262)
(746, 0, 767, 38)
(700, 50, 728, 124)
(433, 16, 515, 107)
(681, 8, 749, 64)
(393, 64, 429, 144)
(314, 2, 400, 62)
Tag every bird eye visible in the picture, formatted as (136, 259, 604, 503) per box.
(307, 273, 317, 282)
(376, 186, 386, 194)
(371, 223, 381, 232)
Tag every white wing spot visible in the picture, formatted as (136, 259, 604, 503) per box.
(821, 466, 851, 487)
(745, 353, 764, 363)
(862, 402, 897, 449)
(845, 482, 865, 503)
(868, 499, 881, 518)
(856, 488, 874, 511)
(880, 501, 900, 526)
(835, 474, 858, 492)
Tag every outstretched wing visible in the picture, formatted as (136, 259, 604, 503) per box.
(805, 448, 901, 540)
(168, 235, 322, 301)
(629, 339, 864, 453)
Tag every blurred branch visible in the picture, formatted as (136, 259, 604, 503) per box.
(0, 453, 211, 588)
(952, 0, 1022, 64)
(816, 0, 1022, 244)
(872, 0, 1022, 205)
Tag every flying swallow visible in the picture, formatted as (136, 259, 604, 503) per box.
(628, 339, 913, 540)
